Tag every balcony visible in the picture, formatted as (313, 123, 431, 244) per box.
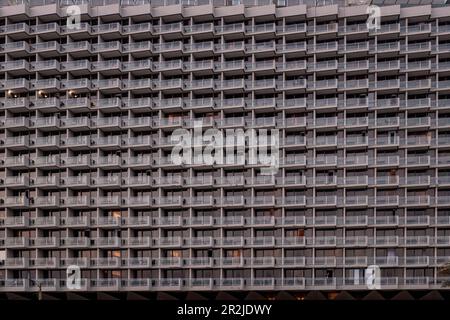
(438, 136, 450, 146)
(284, 196, 306, 206)
(93, 136, 121, 148)
(345, 176, 368, 185)
(125, 197, 152, 208)
(283, 175, 306, 186)
(92, 60, 121, 73)
(153, 42, 183, 54)
(252, 195, 275, 207)
(95, 196, 122, 208)
(315, 136, 337, 146)
(345, 196, 369, 206)
(61, 41, 91, 53)
(407, 60, 431, 71)
(376, 156, 399, 166)
(96, 216, 121, 228)
(343, 79, 369, 91)
(315, 175, 337, 186)
(61, 79, 91, 91)
(93, 79, 122, 91)
(313, 237, 337, 247)
(189, 216, 213, 227)
(1, 98, 28, 111)
(31, 258, 58, 268)
(1, 79, 29, 91)
(406, 195, 430, 206)
(346, 136, 368, 147)
(343, 96, 368, 108)
(282, 117, 306, 128)
(1, 60, 29, 72)
(32, 176, 59, 188)
(30, 41, 60, 53)
(184, 23, 214, 35)
(2, 116, 29, 129)
(404, 236, 430, 246)
(2, 175, 29, 188)
(153, 79, 182, 91)
(158, 278, 183, 290)
(405, 174, 431, 185)
(221, 196, 245, 207)
(374, 79, 400, 90)
(1, 216, 27, 228)
(375, 195, 399, 206)
(92, 41, 121, 53)
(31, 116, 59, 129)
(246, 79, 276, 91)
(314, 98, 338, 108)
(345, 156, 368, 166)
(95, 237, 121, 248)
(344, 216, 368, 227)
(1, 41, 29, 54)
(3, 197, 29, 208)
(376, 98, 400, 109)
(32, 237, 58, 248)
(277, 42, 306, 54)
(1, 22, 29, 34)
(246, 23, 276, 34)
(92, 22, 121, 34)
(189, 196, 214, 207)
(215, 23, 245, 35)
(406, 23, 431, 34)
(344, 115, 368, 127)
(406, 42, 431, 52)
(376, 136, 399, 147)
(184, 42, 214, 54)
(60, 257, 89, 268)
(376, 60, 400, 71)
(156, 196, 183, 207)
(3, 136, 30, 148)
(61, 216, 89, 228)
(61, 196, 91, 208)
(123, 60, 151, 72)
(406, 79, 431, 90)
(342, 60, 369, 72)
(312, 79, 338, 90)
(218, 79, 245, 91)
(33, 196, 60, 208)
(153, 60, 183, 73)
(374, 236, 399, 246)
(3, 257, 28, 268)
(123, 22, 152, 35)
(123, 175, 150, 188)
(59, 19, 90, 33)
(123, 41, 152, 53)
(159, 175, 184, 186)
(158, 237, 182, 248)
(249, 99, 277, 112)
(376, 41, 400, 52)
(32, 136, 60, 148)
(245, 42, 276, 54)
(314, 117, 337, 128)
(283, 135, 306, 146)
(374, 216, 399, 226)
(404, 216, 430, 226)
(187, 79, 214, 91)
(31, 78, 60, 91)
(215, 42, 245, 54)
(154, 22, 183, 35)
